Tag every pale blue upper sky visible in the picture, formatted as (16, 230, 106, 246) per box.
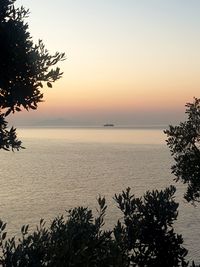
(11, 0, 200, 126)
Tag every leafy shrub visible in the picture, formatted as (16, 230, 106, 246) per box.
(0, 187, 198, 267)
(114, 186, 189, 267)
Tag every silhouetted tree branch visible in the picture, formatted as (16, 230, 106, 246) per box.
(0, 0, 65, 150)
(165, 98, 200, 203)
(114, 186, 189, 267)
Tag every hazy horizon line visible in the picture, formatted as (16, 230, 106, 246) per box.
(14, 124, 168, 130)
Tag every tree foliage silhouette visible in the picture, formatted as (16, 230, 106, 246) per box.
(114, 186, 190, 267)
(165, 98, 200, 203)
(0, 187, 197, 267)
(0, 0, 65, 151)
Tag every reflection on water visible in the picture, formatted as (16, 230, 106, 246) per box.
(18, 127, 166, 144)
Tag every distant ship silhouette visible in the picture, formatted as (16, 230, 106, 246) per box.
(103, 124, 114, 127)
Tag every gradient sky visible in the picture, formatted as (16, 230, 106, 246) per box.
(10, 0, 200, 126)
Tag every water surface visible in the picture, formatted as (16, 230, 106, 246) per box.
(0, 127, 199, 262)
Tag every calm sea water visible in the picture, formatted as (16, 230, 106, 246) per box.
(0, 127, 200, 262)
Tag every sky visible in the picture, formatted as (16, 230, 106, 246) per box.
(10, 0, 200, 126)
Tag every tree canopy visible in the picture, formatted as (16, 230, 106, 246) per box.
(165, 98, 200, 203)
(0, 0, 65, 151)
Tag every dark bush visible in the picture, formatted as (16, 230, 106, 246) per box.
(0, 187, 198, 267)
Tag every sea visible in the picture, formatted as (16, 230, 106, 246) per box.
(0, 127, 200, 262)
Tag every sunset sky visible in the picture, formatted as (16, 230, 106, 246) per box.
(11, 0, 200, 126)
